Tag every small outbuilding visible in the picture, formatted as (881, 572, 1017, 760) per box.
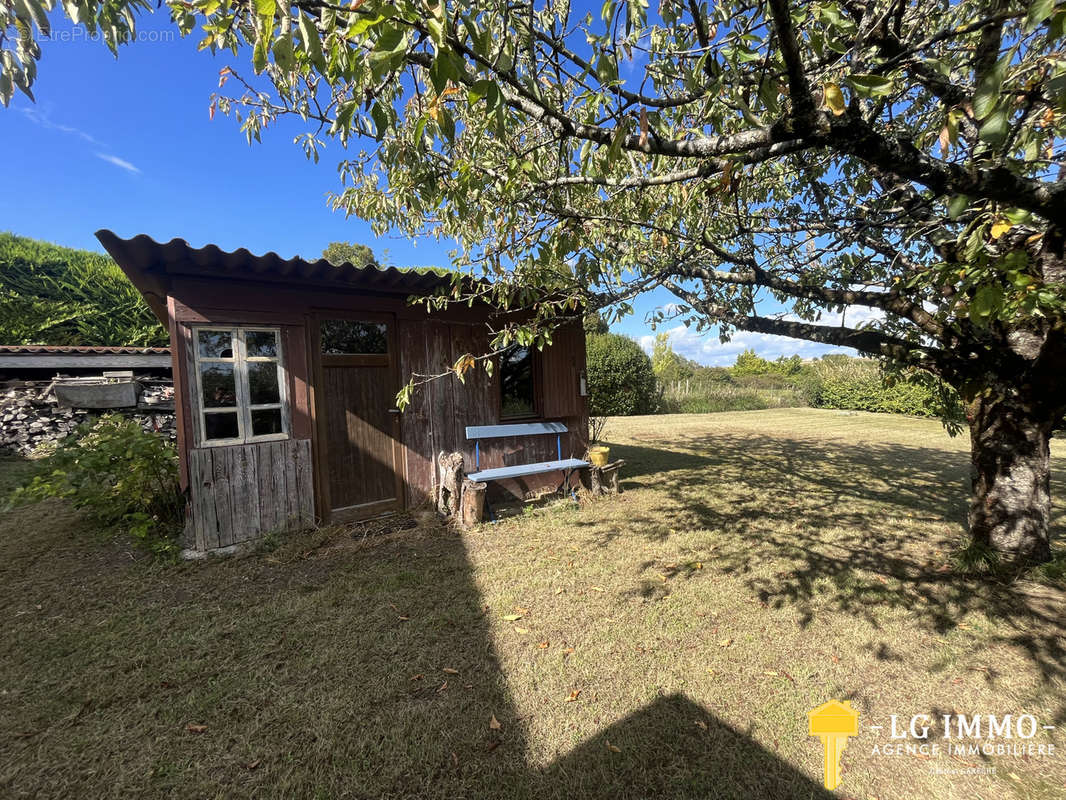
(97, 231, 590, 552)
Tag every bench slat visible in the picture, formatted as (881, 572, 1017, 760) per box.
(467, 458, 589, 483)
(466, 422, 568, 439)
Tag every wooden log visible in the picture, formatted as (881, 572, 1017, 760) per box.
(459, 478, 487, 528)
(437, 450, 464, 515)
(589, 465, 603, 496)
(589, 459, 625, 496)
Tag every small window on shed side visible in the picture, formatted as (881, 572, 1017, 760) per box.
(500, 344, 537, 419)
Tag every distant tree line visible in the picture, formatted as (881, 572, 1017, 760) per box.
(584, 316, 964, 424)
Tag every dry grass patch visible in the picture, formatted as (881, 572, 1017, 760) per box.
(1, 410, 1064, 799)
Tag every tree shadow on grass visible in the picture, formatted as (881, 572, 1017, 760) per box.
(0, 496, 834, 799)
(585, 432, 1066, 719)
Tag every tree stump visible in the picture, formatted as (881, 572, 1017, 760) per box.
(460, 478, 488, 528)
(589, 459, 625, 496)
(437, 451, 464, 515)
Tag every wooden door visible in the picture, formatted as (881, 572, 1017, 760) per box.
(314, 315, 405, 520)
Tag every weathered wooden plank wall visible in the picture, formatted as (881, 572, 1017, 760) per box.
(397, 320, 588, 504)
(186, 439, 313, 550)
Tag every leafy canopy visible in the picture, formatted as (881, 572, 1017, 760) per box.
(4, 0, 1066, 398)
(322, 241, 379, 267)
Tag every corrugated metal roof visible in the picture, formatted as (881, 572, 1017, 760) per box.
(0, 345, 171, 355)
(95, 230, 455, 327)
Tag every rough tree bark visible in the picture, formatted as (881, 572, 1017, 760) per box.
(967, 391, 1055, 566)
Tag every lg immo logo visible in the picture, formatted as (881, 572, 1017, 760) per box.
(808, 700, 1058, 791)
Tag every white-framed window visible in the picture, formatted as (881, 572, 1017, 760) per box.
(192, 327, 289, 446)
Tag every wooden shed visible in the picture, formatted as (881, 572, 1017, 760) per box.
(97, 231, 589, 552)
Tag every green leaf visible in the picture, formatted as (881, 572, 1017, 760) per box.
(467, 78, 494, 104)
(846, 74, 894, 97)
(1025, 0, 1055, 33)
(350, 14, 385, 36)
(254, 0, 275, 17)
(370, 101, 389, 140)
(298, 13, 325, 71)
(272, 34, 294, 71)
(252, 36, 268, 74)
(972, 56, 1008, 120)
(978, 109, 1009, 147)
(947, 195, 969, 220)
(971, 285, 1002, 320)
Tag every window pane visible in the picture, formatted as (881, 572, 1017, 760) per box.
(500, 346, 535, 418)
(320, 320, 387, 354)
(247, 362, 280, 405)
(204, 411, 239, 441)
(201, 363, 238, 408)
(245, 330, 279, 358)
(251, 408, 283, 437)
(198, 330, 234, 359)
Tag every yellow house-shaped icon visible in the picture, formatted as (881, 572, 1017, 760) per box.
(808, 699, 859, 736)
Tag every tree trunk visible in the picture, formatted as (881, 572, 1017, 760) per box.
(967, 392, 1054, 566)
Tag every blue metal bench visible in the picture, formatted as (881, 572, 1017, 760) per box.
(465, 423, 588, 490)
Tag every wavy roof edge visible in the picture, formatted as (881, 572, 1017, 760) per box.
(0, 345, 171, 354)
(95, 229, 459, 325)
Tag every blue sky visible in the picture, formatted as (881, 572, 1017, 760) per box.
(0, 10, 853, 365)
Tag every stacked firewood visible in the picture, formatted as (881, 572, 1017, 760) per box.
(0, 380, 177, 456)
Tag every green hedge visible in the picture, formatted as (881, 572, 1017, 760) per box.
(0, 232, 168, 346)
(809, 359, 959, 418)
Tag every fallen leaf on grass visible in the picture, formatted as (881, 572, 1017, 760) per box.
(186, 724, 208, 734)
(538, 641, 550, 649)
(606, 740, 621, 753)
(397, 615, 410, 621)
(763, 670, 779, 677)
(486, 739, 500, 752)
(590, 586, 605, 592)
(566, 689, 581, 702)
(243, 759, 261, 770)
(563, 647, 575, 656)
(437, 681, 449, 693)
(502, 613, 524, 621)
(410, 674, 424, 681)
(452, 751, 459, 768)
(489, 714, 502, 730)
(443, 667, 460, 675)
(554, 588, 564, 595)
(514, 606, 529, 614)
(694, 720, 708, 731)
(719, 638, 733, 648)
(514, 627, 529, 634)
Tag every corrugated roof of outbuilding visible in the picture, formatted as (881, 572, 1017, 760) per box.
(0, 345, 171, 355)
(95, 230, 456, 324)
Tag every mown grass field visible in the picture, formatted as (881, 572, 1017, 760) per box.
(1, 409, 1064, 799)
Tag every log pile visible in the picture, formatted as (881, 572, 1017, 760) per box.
(0, 379, 177, 456)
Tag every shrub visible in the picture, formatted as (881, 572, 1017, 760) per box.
(12, 415, 183, 556)
(586, 333, 659, 415)
(809, 357, 962, 420)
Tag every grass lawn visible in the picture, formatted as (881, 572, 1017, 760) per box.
(1, 409, 1064, 799)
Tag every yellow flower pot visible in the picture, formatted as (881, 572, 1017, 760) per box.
(588, 446, 610, 467)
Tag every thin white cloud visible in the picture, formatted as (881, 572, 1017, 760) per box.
(96, 153, 141, 174)
(18, 106, 104, 146)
